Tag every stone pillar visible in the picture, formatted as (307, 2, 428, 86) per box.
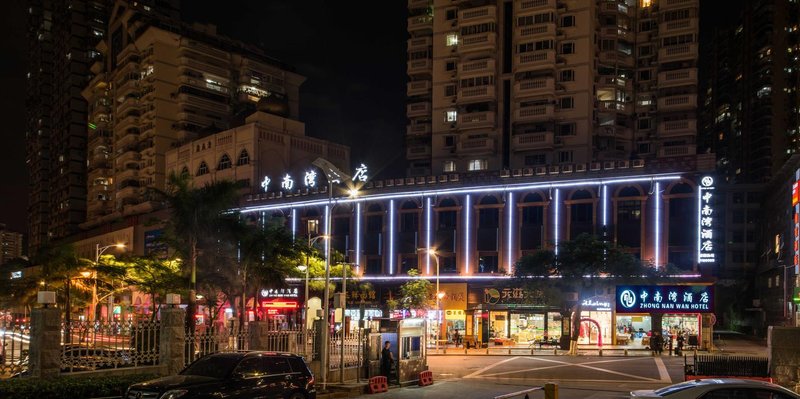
(248, 321, 270, 351)
(768, 326, 800, 392)
(159, 307, 186, 375)
(29, 307, 61, 378)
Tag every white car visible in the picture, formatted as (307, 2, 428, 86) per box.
(631, 379, 800, 399)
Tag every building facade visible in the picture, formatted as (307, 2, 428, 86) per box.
(406, 0, 700, 176)
(0, 225, 25, 265)
(82, 1, 304, 228)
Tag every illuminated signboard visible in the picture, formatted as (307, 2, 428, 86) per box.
(260, 163, 369, 194)
(616, 285, 713, 313)
(795, 169, 800, 274)
(260, 288, 299, 298)
(697, 176, 716, 264)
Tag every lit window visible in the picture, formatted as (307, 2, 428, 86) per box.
(757, 86, 772, 98)
(468, 159, 487, 171)
(217, 154, 232, 170)
(446, 33, 459, 46)
(237, 149, 250, 166)
(443, 161, 456, 172)
(641, 0, 651, 7)
(445, 110, 458, 122)
(197, 161, 209, 176)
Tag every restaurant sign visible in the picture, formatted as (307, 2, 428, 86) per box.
(616, 285, 713, 313)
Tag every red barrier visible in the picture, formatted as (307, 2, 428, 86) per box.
(419, 370, 434, 386)
(368, 376, 388, 393)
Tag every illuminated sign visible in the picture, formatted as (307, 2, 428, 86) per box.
(258, 163, 369, 194)
(352, 163, 368, 182)
(281, 174, 294, 191)
(795, 169, 800, 274)
(697, 176, 716, 264)
(260, 176, 271, 192)
(260, 288, 299, 298)
(304, 170, 317, 188)
(10, 271, 22, 279)
(581, 298, 611, 311)
(262, 300, 298, 309)
(616, 285, 713, 313)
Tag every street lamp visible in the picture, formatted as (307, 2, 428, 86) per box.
(93, 243, 125, 322)
(419, 248, 443, 352)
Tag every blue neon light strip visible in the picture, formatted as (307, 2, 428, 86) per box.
(654, 182, 661, 267)
(602, 185, 608, 226)
(355, 202, 361, 274)
(291, 208, 297, 239)
(389, 199, 395, 275)
(507, 192, 514, 273)
(554, 189, 560, 255)
(426, 197, 432, 275)
(324, 205, 330, 261)
(465, 195, 471, 274)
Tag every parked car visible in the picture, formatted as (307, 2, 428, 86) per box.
(126, 352, 316, 399)
(631, 378, 800, 399)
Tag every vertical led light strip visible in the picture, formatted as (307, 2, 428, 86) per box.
(324, 205, 330, 261)
(291, 208, 297, 239)
(602, 185, 608, 227)
(506, 192, 514, 273)
(654, 182, 661, 267)
(697, 182, 702, 264)
(355, 202, 361, 274)
(554, 189, 560, 255)
(389, 199, 395, 275)
(426, 197, 432, 275)
(465, 195, 471, 274)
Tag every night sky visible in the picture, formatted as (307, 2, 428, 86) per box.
(0, 1, 744, 237)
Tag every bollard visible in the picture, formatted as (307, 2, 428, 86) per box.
(444, 346, 447, 354)
(508, 347, 512, 355)
(624, 349, 628, 356)
(598, 349, 603, 357)
(486, 345, 489, 355)
(553, 348, 557, 356)
(465, 347, 468, 355)
(531, 346, 535, 356)
(544, 383, 558, 399)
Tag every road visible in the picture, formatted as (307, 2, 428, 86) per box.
(354, 354, 687, 399)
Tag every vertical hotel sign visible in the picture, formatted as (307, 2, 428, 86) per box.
(793, 169, 800, 273)
(698, 176, 716, 264)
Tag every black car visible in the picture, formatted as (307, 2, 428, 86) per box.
(126, 352, 316, 399)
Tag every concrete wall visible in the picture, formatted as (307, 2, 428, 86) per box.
(768, 326, 800, 392)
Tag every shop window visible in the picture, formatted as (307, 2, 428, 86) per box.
(401, 336, 421, 359)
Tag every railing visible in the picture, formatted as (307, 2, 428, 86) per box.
(60, 320, 160, 373)
(329, 331, 363, 370)
(184, 324, 250, 366)
(0, 320, 30, 378)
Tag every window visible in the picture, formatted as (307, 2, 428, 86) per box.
(233, 357, 268, 378)
(637, 143, 651, 153)
(460, 75, 494, 87)
(446, 9, 457, 20)
(445, 61, 457, 71)
(561, 15, 575, 27)
(559, 97, 574, 109)
(446, 33, 459, 46)
(559, 69, 575, 81)
(662, 34, 694, 47)
(601, 39, 615, 51)
(217, 154, 232, 170)
(639, 45, 653, 57)
(444, 84, 457, 97)
(445, 110, 458, 122)
(638, 70, 652, 81)
(518, 40, 554, 53)
(524, 154, 546, 166)
(443, 160, 456, 172)
(638, 118, 651, 130)
(236, 149, 250, 165)
(560, 42, 575, 54)
(557, 123, 576, 136)
(468, 159, 488, 171)
(444, 136, 455, 146)
(517, 12, 553, 26)
(265, 357, 292, 375)
(558, 151, 573, 163)
(180, 166, 190, 177)
(197, 161, 209, 176)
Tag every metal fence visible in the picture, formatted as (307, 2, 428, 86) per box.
(184, 324, 251, 366)
(60, 320, 160, 373)
(328, 330, 363, 369)
(0, 321, 30, 378)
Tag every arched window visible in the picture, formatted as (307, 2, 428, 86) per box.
(570, 189, 594, 239)
(616, 186, 642, 247)
(520, 192, 545, 251)
(197, 161, 209, 176)
(236, 149, 250, 166)
(668, 183, 695, 263)
(217, 154, 232, 170)
(180, 166, 189, 178)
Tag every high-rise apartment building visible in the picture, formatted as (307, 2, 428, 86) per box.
(405, 0, 700, 176)
(82, 1, 304, 228)
(26, 0, 110, 253)
(0, 224, 25, 265)
(701, 0, 800, 184)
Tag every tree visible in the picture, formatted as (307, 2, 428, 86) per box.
(153, 172, 243, 333)
(97, 256, 185, 320)
(388, 269, 433, 312)
(514, 233, 654, 355)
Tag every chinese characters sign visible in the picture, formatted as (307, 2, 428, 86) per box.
(698, 176, 716, 264)
(260, 163, 369, 193)
(794, 170, 800, 273)
(260, 288, 299, 298)
(476, 286, 548, 306)
(616, 285, 713, 313)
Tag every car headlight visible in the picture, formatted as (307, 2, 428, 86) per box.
(160, 390, 188, 399)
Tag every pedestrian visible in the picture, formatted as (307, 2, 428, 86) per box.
(453, 330, 461, 347)
(676, 333, 685, 356)
(652, 331, 664, 355)
(380, 341, 395, 381)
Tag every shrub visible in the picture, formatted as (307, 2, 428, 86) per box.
(0, 373, 159, 399)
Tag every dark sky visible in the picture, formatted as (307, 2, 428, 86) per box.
(0, 1, 745, 236)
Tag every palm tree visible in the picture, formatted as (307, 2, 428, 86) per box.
(154, 172, 243, 333)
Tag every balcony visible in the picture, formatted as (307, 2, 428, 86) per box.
(116, 148, 141, 164)
(657, 94, 697, 111)
(658, 144, 697, 157)
(659, 19, 698, 34)
(458, 32, 496, 53)
(657, 68, 697, 88)
(407, 15, 433, 33)
(514, 78, 555, 97)
(408, 0, 430, 9)
(657, 119, 696, 137)
(514, 50, 556, 72)
(514, 104, 554, 122)
(458, 111, 496, 129)
(599, 27, 633, 42)
(458, 59, 495, 76)
(512, 131, 554, 151)
(598, 51, 634, 67)
(515, 0, 556, 13)
(407, 58, 432, 75)
(407, 80, 432, 96)
(406, 145, 431, 159)
(406, 123, 432, 136)
(658, 43, 698, 62)
(406, 101, 431, 117)
(459, 6, 496, 22)
(115, 114, 139, 131)
(458, 137, 495, 154)
(407, 36, 432, 50)
(457, 85, 495, 102)
(516, 23, 556, 39)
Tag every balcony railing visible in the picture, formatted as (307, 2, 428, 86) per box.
(514, 50, 556, 72)
(512, 132, 554, 151)
(457, 111, 495, 128)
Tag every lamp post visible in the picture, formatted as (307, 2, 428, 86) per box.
(93, 243, 125, 322)
(420, 248, 442, 352)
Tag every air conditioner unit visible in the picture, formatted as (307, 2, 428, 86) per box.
(535, 166, 547, 175)
(276, 192, 283, 199)
(375, 181, 384, 188)
(575, 163, 587, 172)
(268, 193, 275, 199)
(603, 161, 615, 170)
(501, 169, 511, 178)
(427, 176, 436, 184)
(405, 177, 415, 185)
(523, 168, 534, 176)
(512, 169, 522, 177)
(365, 182, 374, 189)
(632, 159, 645, 168)
(548, 166, 560, 175)
(561, 164, 573, 173)
(438, 175, 448, 183)
(449, 174, 459, 181)
(590, 162, 601, 171)
(386, 179, 395, 187)
(617, 160, 630, 169)
(416, 176, 426, 184)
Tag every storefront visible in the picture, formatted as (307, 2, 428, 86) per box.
(259, 287, 301, 328)
(615, 284, 714, 349)
(425, 283, 467, 345)
(342, 284, 383, 332)
(468, 284, 562, 346)
(578, 296, 613, 345)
